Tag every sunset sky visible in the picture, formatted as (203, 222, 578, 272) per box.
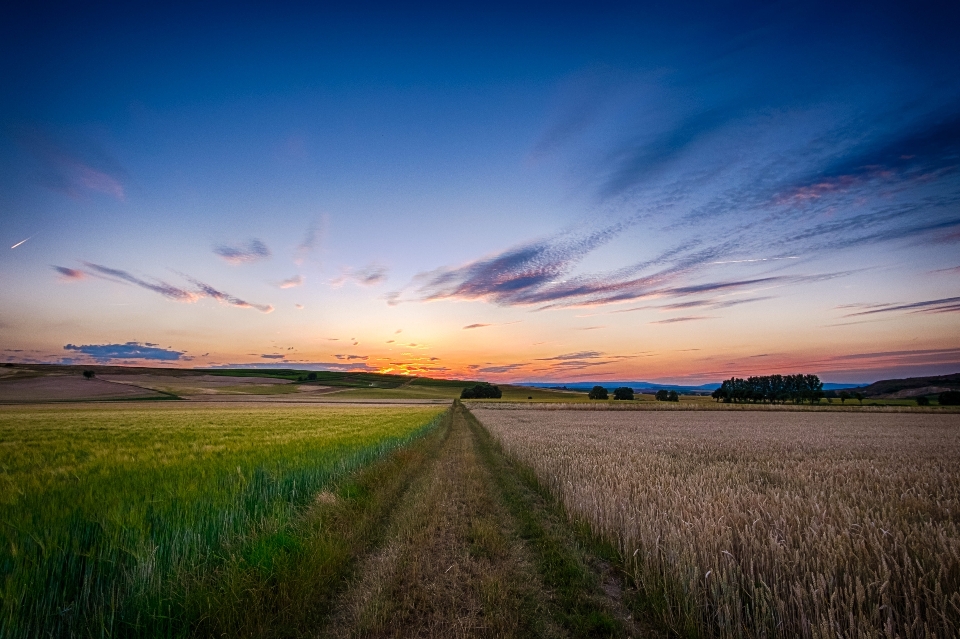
(2, 2, 959, 384)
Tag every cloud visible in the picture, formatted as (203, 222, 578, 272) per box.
(778, 110, 960, 205)
(260, 354, 285, 359)
(410, 223, 628, 306)
(186, 277, 274, 313)
(475, 363, 527, 374)
(332, 264, 388, 287)
(295, 218, 324, 265)
(335, 354, 369, 360)
(80, 262, 272, 312)
(52, 266, 85, 280)
(295, 303, 304, 309)
(19, 129, 126, 200)
(214, 239, 271, 264)
(64, 342, 184, 361)
(463, 323, 491, 329)
(650, 315, 714, 324)
(278, 274, 303, 288)
(537, 351, 604, 361)
(843, 296, 960, 317)
(601, 102, 745, 198)
(84, 262, 199, 302)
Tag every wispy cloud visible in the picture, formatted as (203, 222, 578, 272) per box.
(278, 274, 303, 288)
(63, 342, 184, 361)
(214, 239, 271, 264)
(463, 323, 491, 329)
(537, 351, 604, 361)
(843, 296, 960, 317)
(77, 262, 273, 312)
(474, 363, 527, 374)
(335, 354, 369, 360)
(52, 266, 85, 280)
(260, 354, 285, 359)
(84, 262, 199, 302)
(650, 315, 714, 324)
(331, 264, 388, 287)
(19, 129, 126, 200)
(186, 277, 274, 313)
(295, 218, 324, 265)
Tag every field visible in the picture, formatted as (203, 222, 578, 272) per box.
(3, 374, 958, 638)
(474, 408, 960, 638)
(0, 403, 444, 637)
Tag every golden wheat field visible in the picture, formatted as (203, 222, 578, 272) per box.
(473, 408, 960, 639)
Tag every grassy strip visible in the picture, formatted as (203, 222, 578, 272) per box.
(463, 403, 643, 638)
(187, 407, 452, 638)
(324, 401, 552, 638)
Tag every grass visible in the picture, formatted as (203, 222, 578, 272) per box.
(205, 369, 414, 388)
(0, 403, 444, 637)
(475, 407, 960, 638)
(331, 384, 464, 400)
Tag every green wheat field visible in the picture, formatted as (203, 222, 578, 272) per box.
(0, 404, 444, 637)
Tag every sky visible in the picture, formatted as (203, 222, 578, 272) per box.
(1, 1, 959, 384)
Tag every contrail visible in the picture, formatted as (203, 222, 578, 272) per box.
(10, 234, 36, 249)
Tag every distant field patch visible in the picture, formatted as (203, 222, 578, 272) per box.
(474, 408, 960, 638)
(0, 375, 167, 402)
(0, 403, 444, 637)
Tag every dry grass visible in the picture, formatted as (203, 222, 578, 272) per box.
(473, 408, 960, 638)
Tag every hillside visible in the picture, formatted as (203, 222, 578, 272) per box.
(841, 372, 960, 398)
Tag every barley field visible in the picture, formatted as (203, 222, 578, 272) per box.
(474, 408, 960, 638)
(0, 403, 444, 637)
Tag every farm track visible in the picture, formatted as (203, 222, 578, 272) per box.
(317, 402, 655, 638)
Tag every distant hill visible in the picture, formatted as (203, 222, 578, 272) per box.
(837, 373, 960, 398)
(524, 380, 866, 395)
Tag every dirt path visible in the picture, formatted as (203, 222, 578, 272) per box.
(320, 402, 657, 638)
(323, 403, 556, 638)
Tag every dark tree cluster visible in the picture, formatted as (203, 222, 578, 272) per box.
(711, 374, 824, 404)
(940, 391, 960, 406)
(588, 386, 608, 400)
(460, 383, 502, 399)
(613, 386, 634, 400)
(655, 389, 679, 402)
(82, 370, 95, 379)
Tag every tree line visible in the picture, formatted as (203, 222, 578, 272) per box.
(712, 374, 824, 404)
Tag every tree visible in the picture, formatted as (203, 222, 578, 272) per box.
(588, 386, 608, 400)
(655, 389, 669, 401)
(460, 383, 502, 399)
(613, 387, 634, 400)
(82, 370, 95, 380)
(668, 390, 679, 402)
(307, 372, 318, 381)
(854, 392, 865, 405)
(915, 395, 930, 406)
(838, 391, 850, 404)
(938, 390, 960, 406)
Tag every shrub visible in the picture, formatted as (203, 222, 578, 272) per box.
(306, 372, 318, 381)
(939, 390, 960, 406)
(916, 396, 930, 406)
(668, 390, 679, 402)
(613, 387, 634, 401)
(82, 370, 95, 380)
(460, 383, 502, 399)
(588, 386, 608, 400)
(655, 389, 678, 402)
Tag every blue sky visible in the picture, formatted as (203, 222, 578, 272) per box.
(1, 1, 958, 383)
